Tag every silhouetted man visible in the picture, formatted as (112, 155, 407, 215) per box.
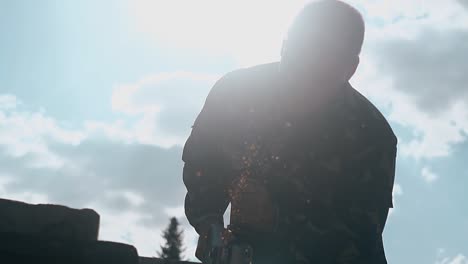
(182, 1, 398, 263)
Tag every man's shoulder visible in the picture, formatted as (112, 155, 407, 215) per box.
(216, 62, 280, 94)
(225, 61, 280, 81)
(347, 85, 398, 146)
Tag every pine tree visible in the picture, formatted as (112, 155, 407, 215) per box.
(158, 217, 185, 261)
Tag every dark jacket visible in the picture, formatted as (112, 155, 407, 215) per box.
(182, 62, 397, 263)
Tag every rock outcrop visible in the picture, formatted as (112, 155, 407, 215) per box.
(0, 198, 99, 241)
(0, 232, 139, 264)
(0, 198, 198, 264)
(0, 198, 139, 264)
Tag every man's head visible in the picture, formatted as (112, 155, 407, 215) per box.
(281, 0, 365, 86)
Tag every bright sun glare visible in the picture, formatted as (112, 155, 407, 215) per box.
(131, 0, 309, 67)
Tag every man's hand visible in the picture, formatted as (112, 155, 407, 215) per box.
(195, 223, 225, 263)
(195, 223, 252, 264)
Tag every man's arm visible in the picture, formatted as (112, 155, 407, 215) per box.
(295, 136, 398, 263)
(182, 75, 232, 235)
(347, 134, 398, 210)
(333, 133, 398, 261)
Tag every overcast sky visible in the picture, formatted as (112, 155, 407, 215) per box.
(1, 0, 468, 263)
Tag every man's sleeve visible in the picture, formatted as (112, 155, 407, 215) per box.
(182, 75, 231, 235)
(299, 135, 398, 262)
(348, 133, 398, 210)
(336, 128, 397, 261)
(324, 137, 397, 262)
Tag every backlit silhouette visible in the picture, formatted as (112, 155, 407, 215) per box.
(182, 1, 398, 263)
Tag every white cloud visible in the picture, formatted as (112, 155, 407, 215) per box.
(437, 254, 468, 264)
(110, 71, 221, 148)
(163, 205, 185, 219)
(2, 70, 220, 159)
(0, 175, 49, 204)
(389, 183, 403, 216)
(0, 94, 20, 110)
(0, 96, 85, 169)
(89, 203, 199, 259)
(104, 190, 146, 207)
(90, 205, 161, 256)
(112, 72, 218, 115)
(346, 0, 468, 162)
(84, 119, 136, 144)
(438, 248, 447, 258)
(352, 39, 468, 160)
(352, 0, 468, 32)
(421, 167, 439, 183)
(393, 183, 403, 197)
(390, 94, 468, 160)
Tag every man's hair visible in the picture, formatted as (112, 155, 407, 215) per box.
(284, 0, 365, 56)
